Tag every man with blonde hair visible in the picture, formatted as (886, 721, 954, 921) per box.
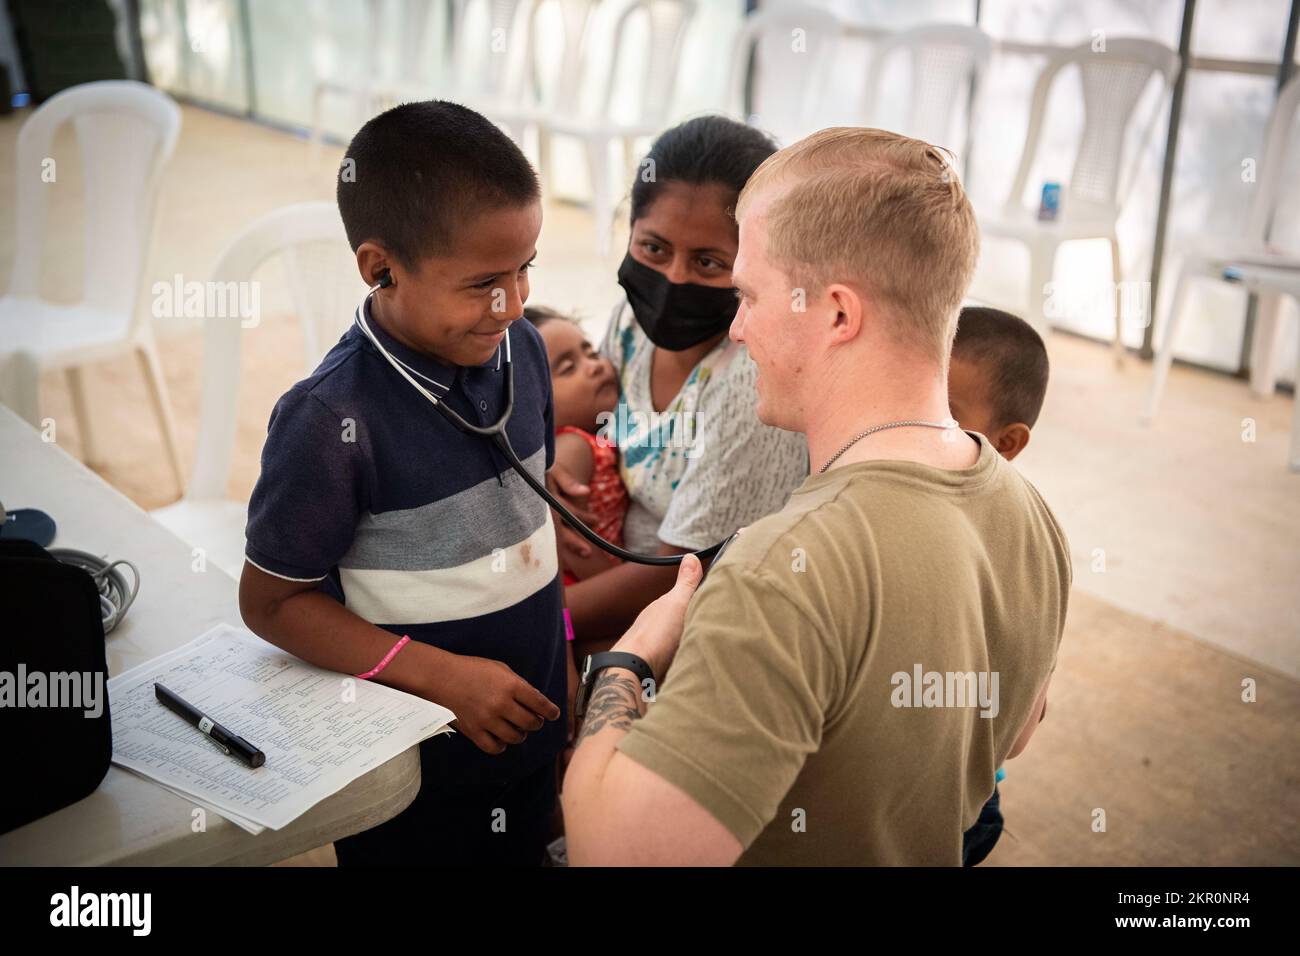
(562, 128, 1072, 865)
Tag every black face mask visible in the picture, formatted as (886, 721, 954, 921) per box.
(617, 252, 738, 351)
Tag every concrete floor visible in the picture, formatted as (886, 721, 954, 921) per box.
(2, 103, 1296, 866)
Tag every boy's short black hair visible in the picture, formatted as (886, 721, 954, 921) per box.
(336, 100, 540, 269)
(952, 306, 1050, 429)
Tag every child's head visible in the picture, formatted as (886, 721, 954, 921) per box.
(948, 306, 1049, 462)
(337, 100, 541, 367)
(524, 306, 619, 434)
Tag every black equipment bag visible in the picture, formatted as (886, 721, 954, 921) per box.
(0, 538, 112, 834)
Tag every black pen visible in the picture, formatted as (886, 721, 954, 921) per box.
(154, 682, 266, 768)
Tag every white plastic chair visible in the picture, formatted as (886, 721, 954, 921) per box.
(348, 0, 533, 143)
(977, 38, 1180, 354)
(528, 0, 698, 256)
(858, 24, 992, 156)
(151, 202, 363, 578)
(1142, 71, 1300, 471)
(309, 0, 387, 156)
(311, 0, 491, 153)
(447, 0, 533, 128)
(0, 80, 184, 490)
(486, 0, 601, 186)
(726, 2, 844, 146)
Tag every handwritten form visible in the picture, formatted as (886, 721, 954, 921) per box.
(109, 624, 454, 834)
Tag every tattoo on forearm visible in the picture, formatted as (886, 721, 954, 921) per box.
(578, 671, 642, 742)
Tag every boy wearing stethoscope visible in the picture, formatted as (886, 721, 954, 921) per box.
(240, 101, 567, 866)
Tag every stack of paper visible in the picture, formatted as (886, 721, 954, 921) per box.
(108, 624, 455, 834)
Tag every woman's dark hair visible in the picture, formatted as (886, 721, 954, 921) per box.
(629, 115, 779, 224)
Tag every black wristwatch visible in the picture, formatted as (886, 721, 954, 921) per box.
(573, 652, 655, 720)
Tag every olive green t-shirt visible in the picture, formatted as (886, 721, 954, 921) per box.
(616, 433, 1071, 866)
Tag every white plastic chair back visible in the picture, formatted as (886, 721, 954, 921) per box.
(1005, 38, 1179, 218)
(727, 3, 843, 139)
(448, 0, 529, 103)
(860, 24, 991, 151)
(392, 0, 436, 87)
(188, 203, 360, 501)
(518, 0, 599, 116)
(1246, 70, 1300, 246)
(597, 0, 696, 128)
(8, 80, 180, 318)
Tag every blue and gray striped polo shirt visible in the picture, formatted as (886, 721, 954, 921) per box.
(244, 300, 566, 786)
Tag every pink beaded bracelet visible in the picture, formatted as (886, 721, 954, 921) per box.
(562, 608, 575, 643)
(356, 635, 410, 679)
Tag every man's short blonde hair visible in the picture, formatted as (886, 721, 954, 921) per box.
(736, 127, 979, 365)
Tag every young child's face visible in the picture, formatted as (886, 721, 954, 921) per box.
(536, 319, 619, 432)
(380, 201, 543, 368)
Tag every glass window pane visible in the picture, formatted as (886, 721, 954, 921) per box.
(1253, 64, 1298, 386)
(968, 0, 1180, 344)
(248, 0, 382, 137)
(979, 0, 1182, 46)
(752, 0, 977, 140)
(246, 0, 456, 138)
(182, 0, 249, 112)
(139, 0, 185, 94)
(140, 0, 248, 111)
(1191, 0, 1291, 60)
(1158, 71, 1281, 371)
(816, 0, 974, 30)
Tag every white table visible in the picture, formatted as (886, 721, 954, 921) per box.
(0, 403, 420, 865)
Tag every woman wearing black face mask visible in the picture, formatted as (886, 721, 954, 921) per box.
(551, 116, 810, 650)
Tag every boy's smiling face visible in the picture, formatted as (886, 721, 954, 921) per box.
(361, 200, 543, 368)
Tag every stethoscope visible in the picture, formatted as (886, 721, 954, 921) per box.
(353, 275, 736, 567)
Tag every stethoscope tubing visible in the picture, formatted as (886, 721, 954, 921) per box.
(354, 286, 732, 567)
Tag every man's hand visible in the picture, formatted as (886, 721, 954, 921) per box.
(239, 563, 561, 757)
(428, 654, 561, 755)
(562, 553, 742, 866)
(610, 554, 704, 680)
